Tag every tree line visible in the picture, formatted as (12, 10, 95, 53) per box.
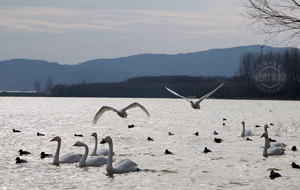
(50, 48, 300, 100)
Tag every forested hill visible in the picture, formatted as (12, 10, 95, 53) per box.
(0, 45, 282, 91)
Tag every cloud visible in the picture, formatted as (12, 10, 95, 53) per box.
(0, 5, 241, 35)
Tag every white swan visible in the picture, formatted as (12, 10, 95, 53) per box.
(261, 133, 285, 157)
(93, 102, 150, 124)
(91, 132, 109, 156)
(100, 136, 139, 174)
(264, 124, 286, 148)
(165, 82, 225, 109)
(241, 121, 252, 137)
(50, 136, 81, 164)
(73, 141, 107, 167)
(264, 124, 271, 148)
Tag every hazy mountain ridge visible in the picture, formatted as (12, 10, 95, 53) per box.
(0, 45, 282, 91)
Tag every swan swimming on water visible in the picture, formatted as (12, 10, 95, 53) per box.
(100, 136, 139, 174)
(264, 124, 286, 148)
(261, 133, 285, 157)
(73, 141, 107, 167)
(91, 132, 109, 156)
(241, 121, 252, 137)
(93, 102, 150, 124)
(50, 136, 81, 164)
(165, 82, 225, 109)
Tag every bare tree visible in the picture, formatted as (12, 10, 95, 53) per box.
(241, 0, 300, 44)
(45, 77, 53, 92)
(34, 80, 41, 93)
(283, 47, 300, 98)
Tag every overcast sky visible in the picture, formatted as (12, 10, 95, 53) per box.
(0, 0, 288, 65)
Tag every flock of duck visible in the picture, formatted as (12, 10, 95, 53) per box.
(12, 82, 299, 178)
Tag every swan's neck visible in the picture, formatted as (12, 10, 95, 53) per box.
(241, 123, 245, 137)
(79, 144, 89, 167)
(107, 140, 114, 173)
(264, 128, 271, 148)
(91, 136, 97, 155)
(263, 136, 269, 157)
(53, 140, 61, 164)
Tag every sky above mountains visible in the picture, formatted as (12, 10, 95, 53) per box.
(0, 0, 290, 65)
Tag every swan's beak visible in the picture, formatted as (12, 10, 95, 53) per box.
(260, 134, 265, 138)
(100, 138, 107, 144)
(91, 133, 95, 136)
(50, 137, 56, 142)
(266, 125, 269, 128)
(73, 142, 78, 146)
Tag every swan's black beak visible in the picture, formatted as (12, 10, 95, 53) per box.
(100, 138, 106, 144)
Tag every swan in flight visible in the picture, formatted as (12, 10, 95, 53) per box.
(165, 82, 225, 109)
(261, 133, 285, 157)
(100, 136, 139, 174)
(73, 141, 107, 167)
(241, 121, 252, 137)
(50, 136, 81, 164)
(91, 132, 109, 156)
(93, 102, 150, 124)
(264, 124, 286, 148)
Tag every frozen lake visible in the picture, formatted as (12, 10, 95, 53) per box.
(0, 97, 299, 189)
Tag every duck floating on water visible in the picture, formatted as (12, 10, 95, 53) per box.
(18, 149, 31, 156)
(269, 170, 281, 179)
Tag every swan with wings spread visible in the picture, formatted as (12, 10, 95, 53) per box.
(165, 82, 225, 109)
(93, 102, 150, 124)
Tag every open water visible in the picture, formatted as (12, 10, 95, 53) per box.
(0, 97, 300, 189)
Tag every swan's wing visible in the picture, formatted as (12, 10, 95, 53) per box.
(92, 106, 114, 124)
(195, 82, 225, 104)
(60, 153, 81, 163)
(87, 156, 107, 166)
(97, 149, 109, 156)
(165, 86, 191, 103)
(271, 142, 286, 147)
(268, 147, 285, 155)
(245, 130, 252, 136)
(124, 102, 150, 117)
(115, 158, 138, 168)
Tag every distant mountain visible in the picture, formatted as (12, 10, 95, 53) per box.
(0, 45, 283, 91)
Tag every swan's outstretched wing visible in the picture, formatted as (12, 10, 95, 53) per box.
(165, 86, 191, 103)
(92, 106, 114, 124)
(124, 102, 150, 117)
(195, 82, 225, 104)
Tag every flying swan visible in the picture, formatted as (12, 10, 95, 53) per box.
(50, 136, 82, 164)
(165, 82, 225, 109)
(100, 136, 139, 174)
(241, 121, 252, 137)
(73, 141, 107, 167)
(93, 102, 150, 124)
(261, 133, 285, 157)
(91, 132, 109, 156)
